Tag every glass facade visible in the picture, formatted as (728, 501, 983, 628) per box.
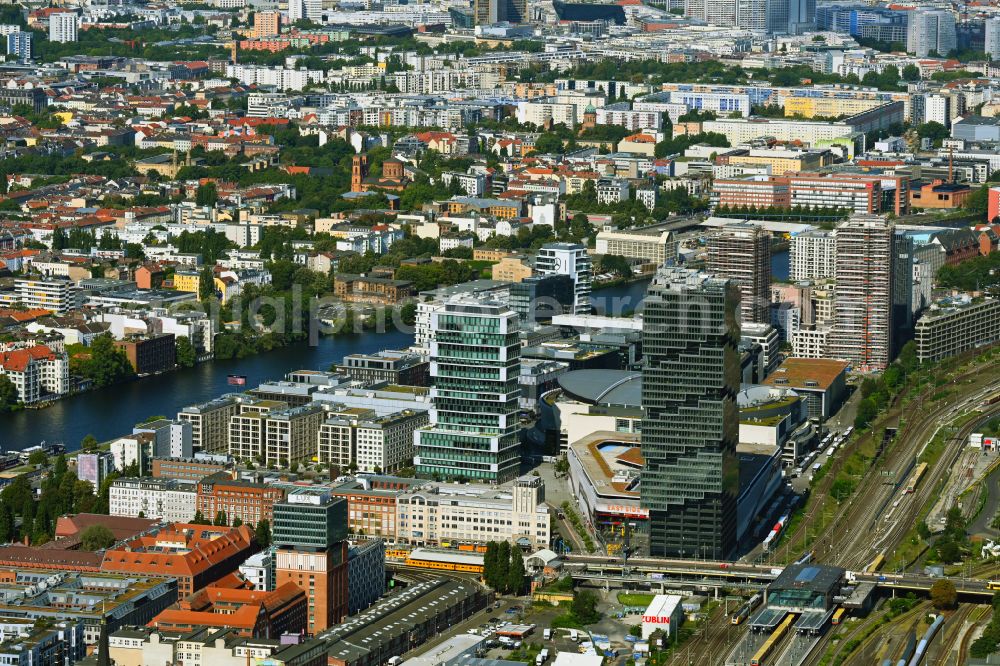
(640, 268, 741, 560)
(415, 299, 522, 483)
(272, 495, 348, 551)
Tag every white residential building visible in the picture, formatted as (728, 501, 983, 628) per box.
(0, 345, 69, 405)
(109, 477, 197, 522)
(790, 229, 837, 281)
(49, 12, 77, 43)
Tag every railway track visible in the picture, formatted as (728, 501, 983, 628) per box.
(806, 366, 1000, 571)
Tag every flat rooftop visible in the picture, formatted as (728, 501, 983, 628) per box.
(763, 357, 849, 391)
(569, 431, 641, 500)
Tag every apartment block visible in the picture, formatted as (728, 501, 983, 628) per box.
(196, 473, 286, 527)
(914, 296, 1000, 362)
(706, 223, 771, 324)
(830, 215, 895, 372)
(789, 229, 837, 282)
(109, 477, 197, 522)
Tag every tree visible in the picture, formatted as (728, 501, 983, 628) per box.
(81, 434, 99, 451)
(175, 336, 197, 368)
(917, 121, 949, 146)
(255, 518, 271, 547)
(199, 266, 215, 300)
(0, 375, 18, 412)
(195, 182, 218, 207)
(902, 64, 920, 81)
(232, 516, 243, 528)
(930, 579, 957, 610)
(214, 510, 228, 526)
(0, 503, 15, 544)
(507, 546, 526, 595)
(495, 541, 511, 592)
(571, 590, 601, 624)
(80, 334, 135, 388)
(28, 450, 47, 466)
(532, 133, 564, 155)
(191, 509, 210, 525)
(80, 525, 116, 551)
(854, 397, 878, 430)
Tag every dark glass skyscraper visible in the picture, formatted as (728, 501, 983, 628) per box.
(640, 267, 741, 560)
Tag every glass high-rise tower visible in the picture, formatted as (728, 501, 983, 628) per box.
(640, 267, 741, 560)
(415, 297, 521, 483)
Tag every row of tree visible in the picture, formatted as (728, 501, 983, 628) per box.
(482, 540, 526, 595)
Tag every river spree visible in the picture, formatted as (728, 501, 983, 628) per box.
(0, 330, 415, 451)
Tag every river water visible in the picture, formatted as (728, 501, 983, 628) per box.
(0, 330, 415, 451)
(0, 268, 791, 451)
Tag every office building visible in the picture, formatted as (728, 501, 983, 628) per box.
(264, 404, 325, 468)
(509, 274, 575, 325)
(473, 0, 526, 24)
(273, 492, 349, 633)
(595, 228, 677, 265)
(706, 223, 771, 324)
(133, 418, 193, 460)
(354, 410, 428, 474)
(48, 12, 77, 43)
(347, 540, 385, 614)
(830, 215, 895, 372)
(396, 476, 550, 549)
(414, 298, 522, 483)
(640, 267, 740, 560)
(178, 397, 239, 453)
(907, 10, 956, 57)
(535, 242, 592, 315)
(336, 350, 429, 386)
(790, 229, 836, 282)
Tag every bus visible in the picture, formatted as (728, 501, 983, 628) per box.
(832, 608, 846, 625)
(751, 614, 795, 666)
(905, 462, 928, 494)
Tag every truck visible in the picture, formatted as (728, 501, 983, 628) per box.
(543, 629, 551, 640)
(388, 658, 402, 666)
(536, 649, 550, 665)
(569, 629, 579, 642)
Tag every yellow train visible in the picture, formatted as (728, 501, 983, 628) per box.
(905, 462, 928, 494)
(832, 608, 846, 626)
(404, 556, 484, 574)
(751, 614, 795, 666)
(864, 552, 886, 574)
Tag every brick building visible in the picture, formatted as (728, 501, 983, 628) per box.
(101, 523, 258, 597)
(196, 473, 286, 527)
(115, 333, 176, 374)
